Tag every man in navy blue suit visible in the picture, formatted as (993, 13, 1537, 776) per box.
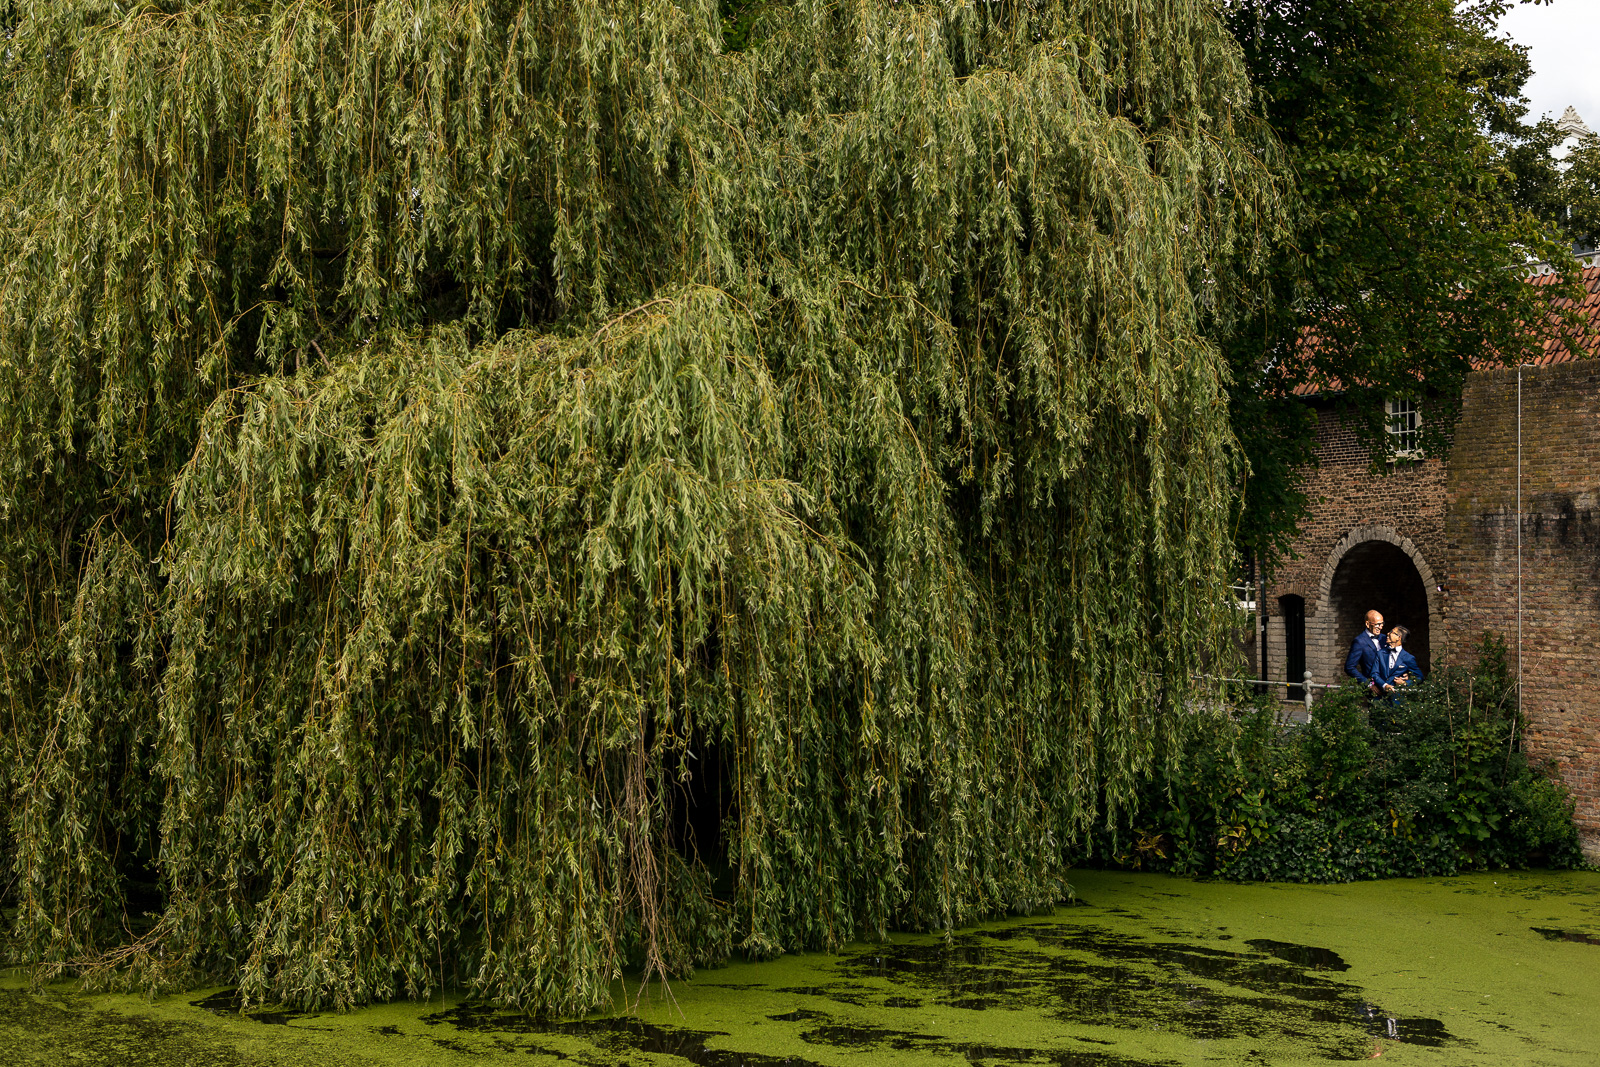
(1377, 625, 1424, 695)
(1344, 609, 1386, 695)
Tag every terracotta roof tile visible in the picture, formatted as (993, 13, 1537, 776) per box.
(1521, 262, 1600, 366)
(1288, 263, 1600, 397)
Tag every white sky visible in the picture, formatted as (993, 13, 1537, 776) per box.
(1496, 0, 1600, 129)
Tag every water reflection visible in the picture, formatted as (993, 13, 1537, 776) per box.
(13, 869, 1598, 1067)
(1531, 927, 1600, 946)
(192, 911, 1454, 1063)
(818, 922, 1450, 1051)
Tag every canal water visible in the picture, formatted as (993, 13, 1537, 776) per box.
(4, 868, 1597, 1065)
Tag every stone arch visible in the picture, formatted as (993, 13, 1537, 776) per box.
(1313, 526, 1441, 677)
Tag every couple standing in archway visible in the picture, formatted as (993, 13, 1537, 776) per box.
(1345, 609, 1424, 698)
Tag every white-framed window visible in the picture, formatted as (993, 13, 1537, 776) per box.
(1386, 397, 1422, 458)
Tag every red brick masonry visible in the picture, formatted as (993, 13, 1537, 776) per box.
(1264, 269, 1600, 861)
(1446, 361, 1600, 857)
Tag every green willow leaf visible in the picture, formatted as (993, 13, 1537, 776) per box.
(1, 0, 1280, 1012)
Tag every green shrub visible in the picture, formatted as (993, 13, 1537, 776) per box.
(1092, 633, 1583, 882)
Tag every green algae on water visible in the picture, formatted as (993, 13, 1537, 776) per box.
(5, 870, 1600, 1066)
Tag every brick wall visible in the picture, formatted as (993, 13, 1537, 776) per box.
(1262, 405, 1449, 693)
(1264, 360, 1600, 860)
(1445, 361, 1600, 858)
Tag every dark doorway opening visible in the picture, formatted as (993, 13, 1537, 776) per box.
(1279, 594, 1306, 701)
(1326, 541, 1430, 676)
(668, 733, 735, 900)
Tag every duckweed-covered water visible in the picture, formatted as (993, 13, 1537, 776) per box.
(4, 869, 1598, 1066)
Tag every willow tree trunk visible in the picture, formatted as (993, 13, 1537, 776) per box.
(0, 0, 1279, 1013)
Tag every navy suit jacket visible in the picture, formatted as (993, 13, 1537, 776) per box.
(1344, 631, 1385, 685)
(1377, 648, 1423, 689)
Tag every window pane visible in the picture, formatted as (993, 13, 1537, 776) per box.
(1386, 398, 1420, 455)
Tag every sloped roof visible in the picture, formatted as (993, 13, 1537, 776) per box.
(1288, 262, 1600, 397)
(1522, 261, 1600, 365)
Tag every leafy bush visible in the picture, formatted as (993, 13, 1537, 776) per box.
(1091, 634, 1583, 881)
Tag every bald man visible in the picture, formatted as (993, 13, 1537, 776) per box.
(1344, 609, 1386, 694)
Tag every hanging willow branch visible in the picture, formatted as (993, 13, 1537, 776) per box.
(0, 0, 1280, 1013)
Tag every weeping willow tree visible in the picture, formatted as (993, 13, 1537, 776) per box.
(0, 0, 1278, 1012)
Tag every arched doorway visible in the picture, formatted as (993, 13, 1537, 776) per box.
(1325, 540, 1431, 675)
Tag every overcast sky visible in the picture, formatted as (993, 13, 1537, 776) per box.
(1496, 0, 1600, 129)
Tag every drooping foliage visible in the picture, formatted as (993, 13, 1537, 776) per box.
(0, 0, 1278, 1011)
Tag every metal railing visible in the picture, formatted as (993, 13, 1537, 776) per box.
(1198, 670, 1341, 713)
